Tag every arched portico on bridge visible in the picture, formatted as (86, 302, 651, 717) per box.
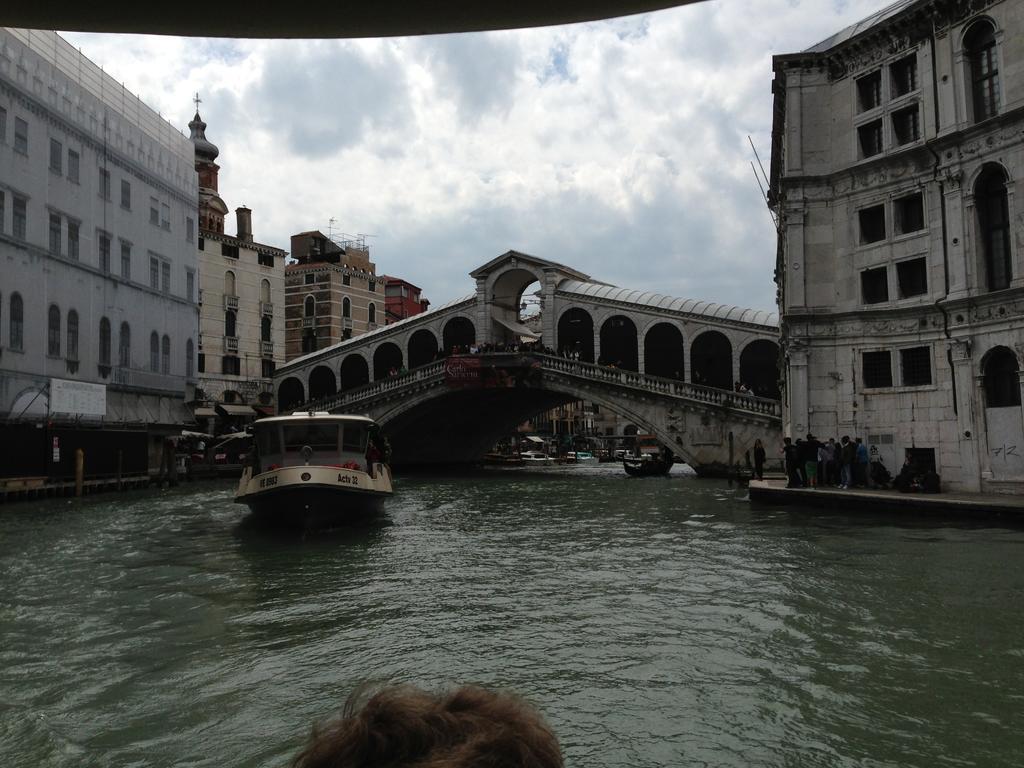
(644, 322, 685, 380)
(556, 307, 594, 361)
(408, 328, 440, 368)
(340, 354, 370, 392)
(599, 315, 639, 371)
(691, 330, 732, 390)
(739, 339, 781, 398)
(443, 316, 476, 353)
(373, 342, 404, 379)
(309, 365, 337, 401)
(278, 377, 305, 412)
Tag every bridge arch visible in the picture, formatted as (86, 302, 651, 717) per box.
(309, 365, 337, 401)
(278, 377, 305, 412)
(691, 330, 732, 390)
(739, 339, 781, 398)
(340, 353, 370, 392)
(599, 315, 638, 371)
(643, 321, 685, 380)
(556, 307, 594, 361)
(408, 328, 440, 369)
(443, 316, 476, 353)
(373, 341, 404, 379)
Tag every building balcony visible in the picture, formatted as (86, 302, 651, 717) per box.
(367, 321, 378, 331)
(224, 294, 239, 311)
(261, 340, 274, 357)
(224, 335, 239, 353)
(342, 317, 353, 330)
(260, 301, 274, 317)
(302, 317, 315, 328)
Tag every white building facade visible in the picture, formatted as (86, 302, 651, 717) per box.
(0, 29, 199, 431)
(770, 0, 1024, 493)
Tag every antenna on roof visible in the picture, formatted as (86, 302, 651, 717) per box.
(748, 136, 779, 232)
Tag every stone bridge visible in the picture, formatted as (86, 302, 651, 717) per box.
(274, 251, 783, 472)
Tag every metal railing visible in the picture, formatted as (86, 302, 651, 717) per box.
(223, 294, 239, 311)
(224, 335, 239, 353)
(260, 301, 273, 317)
(261, 340, 274, 357)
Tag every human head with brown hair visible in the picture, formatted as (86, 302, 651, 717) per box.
(290, 684, 563, 768)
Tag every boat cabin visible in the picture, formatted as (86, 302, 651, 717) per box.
(251, 413, 376, 473)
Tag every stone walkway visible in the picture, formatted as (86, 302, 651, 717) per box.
(748, 478, 1024, 517)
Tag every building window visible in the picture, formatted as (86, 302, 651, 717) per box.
(258, 252, 274, 267)
(160, 203, 170, 230)
(0, 192, 4, 235)
(46, 304, 61, 356)
(186, 271, 195, 302)
(890, 54, 917, 97)
(894, 192, 924, 234)
(305, 272, 315, 285)
(161, 262, 170, 293)
(67, 309, 79, 361)
(49, 213, 62, 255)
(983, 347, 1021, 408)
(186, 338, 195, 378)
(861, 266, 889, 304)
(896, 257, 928, 298)
(14, 117, 27, 154)
(115, 241, 129, 279)
(262, 359, 276, 378)
(68, 150, 79, 183)
(863, 350, 892, 388)
(68, 220, 79, 259)
(8, 292, 24, 351)
(368, 303, 376, 324)
(0, 107, 5, 142)
(304, 295, 315, 317)
(49, 138, 62, 173)
(99, 231, 111, 273)
(99, 317, 111, 367)
(892, 105, 920, 145)
(225, 310, 237, 337)
(198, 236, 205, 251)
(150, 197, 159, 225)
(342, 273, 350, 286)
(119, 322, 131, 367)
(197, 353, 205, 373)
(221, 355, 240, 375)
(965, 20, 1000, 122)
(121, 179, 131, 209)
(342, 296, 351, 318)
(150, 331, 160, 372)
(261, 279, 271, 304)
(225, 270, 236, 296)
(369, 280, 376, 293)
(150, 256, 159, 290)
(858, 120, 883, 158)
(856, 70, 882, 111)
(900, 346, 932, 386)
(261, 315, 271, 342)
(975, 165, 1011, 291)
(99, 168, 111, 200)
(13, 195, 27, 240)
(161, 335, 170, 374)
(221, 242, 239, 259)
(186, 217, 194, 243)
(859, 204, 886, 244)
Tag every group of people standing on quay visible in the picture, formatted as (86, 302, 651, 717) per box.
(780, 434, 874, 489)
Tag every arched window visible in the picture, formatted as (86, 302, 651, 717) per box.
(368, 302, 376, 324)
(67, 309, 79, 361)
(975, 165, 1011, 292)
(119, 322, 131, 367)
(225, 310, 237, 337)
(186, 338, 194, 378)
(150, 331, 160, 372)
(47, 305, 61, 357)
(260, 278, 271, 304)
(342, 296, 351, 318)
(161, 335, 170, 374)
(99, 317, 111, 366)
(965, 20, 1000, 123)
(304, 295, 315, 318)
(9, 292, 24, 351)
(261, 315, 271, 342)
(225, 270, 236, 296)
(983, 347, 1020, 408)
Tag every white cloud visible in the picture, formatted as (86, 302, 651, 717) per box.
(61, 0, 890, 312)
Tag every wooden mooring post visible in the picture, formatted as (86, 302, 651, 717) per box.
(75, 449, 84, 497)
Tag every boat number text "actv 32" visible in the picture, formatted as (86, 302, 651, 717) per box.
(337, 474, 359, 486)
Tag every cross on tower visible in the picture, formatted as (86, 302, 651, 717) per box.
(193, 92, 202, 111)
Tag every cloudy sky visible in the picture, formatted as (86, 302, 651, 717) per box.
(62, 0, 889, 314)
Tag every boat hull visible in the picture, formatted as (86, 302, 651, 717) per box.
(623, 458, 674, 477)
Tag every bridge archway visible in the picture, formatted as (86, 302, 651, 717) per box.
(691, 330, 732, 390)
(740, 340, 780, 398)
(600, 315, 638, 371)
(374, 342, 404, 379)
(644, 322, 685, 380)
(309, 365, 337, 401)
(278, 377, 305, 412)
(408, 329, 439, 369)
(557, 307, 594, 361)
(443, 316, 475, 353)
(340, 354, 370, 392)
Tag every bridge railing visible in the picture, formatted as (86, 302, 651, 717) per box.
(297, 353, 780, 419)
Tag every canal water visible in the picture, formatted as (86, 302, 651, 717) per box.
(1, 465, 1022, 768)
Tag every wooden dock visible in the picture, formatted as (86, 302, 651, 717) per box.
(0, 474, 153, 503)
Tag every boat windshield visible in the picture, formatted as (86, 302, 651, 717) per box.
(255, 426, 281, 456)
(283, 423, 339, 452)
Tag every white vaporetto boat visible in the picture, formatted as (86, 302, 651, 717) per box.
(519, 450, 554, 465)
(235, 412, 393, 524)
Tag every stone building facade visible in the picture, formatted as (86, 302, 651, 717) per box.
(769, 0, 1024, 492)
(284, 231, 383, 361)
(0, 29, 198, 436)
(189, 112, 286, 424)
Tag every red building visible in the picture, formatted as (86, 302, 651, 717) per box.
(383, 276, 430, 323)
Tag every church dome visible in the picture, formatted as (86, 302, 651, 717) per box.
(189, 110, 219, 161)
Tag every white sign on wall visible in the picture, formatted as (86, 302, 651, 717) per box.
(49, 378, 107, 418)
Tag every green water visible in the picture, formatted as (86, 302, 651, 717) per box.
(1, 464, 1022, 767)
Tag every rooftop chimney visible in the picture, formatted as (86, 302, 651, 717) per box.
(235, 206, 253, 243)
